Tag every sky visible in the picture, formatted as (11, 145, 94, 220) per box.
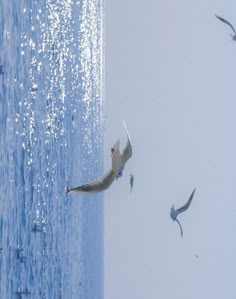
(104, 1, 236, 298)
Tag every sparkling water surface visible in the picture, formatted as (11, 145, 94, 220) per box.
(0, 1, 104, 298)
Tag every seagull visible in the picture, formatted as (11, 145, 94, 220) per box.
(129, 174, 134, 193)
(170, 188, 196, 238)
(215, 14, 236, 40)
(67, 121, 132, 194)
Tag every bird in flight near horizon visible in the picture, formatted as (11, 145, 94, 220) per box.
(67, 121, 132, 194)
(170, 188, 196, 238)
(129, 174, 134, 193)
(215, 14, 236, 40)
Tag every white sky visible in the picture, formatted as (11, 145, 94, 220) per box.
(104, 1, 236, 298)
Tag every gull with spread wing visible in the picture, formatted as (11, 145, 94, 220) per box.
(67, 121, 132, 194)
(170, 188, 196, 238)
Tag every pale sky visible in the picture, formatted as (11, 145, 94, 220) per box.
(104, 1, 236, 298)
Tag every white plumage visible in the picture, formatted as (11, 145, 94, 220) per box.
(67, 121, 132, 194)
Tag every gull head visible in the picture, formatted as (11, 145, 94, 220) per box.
(170, 205, 177, 220)
(116, 165, 125, 180)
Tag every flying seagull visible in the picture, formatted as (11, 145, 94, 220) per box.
(129, 174, 134, 193)
(170, 187, 196, 238)
(215, 14, 236, 40)
(67, 121, 132, 194)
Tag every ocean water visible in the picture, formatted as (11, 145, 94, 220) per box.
(0, 0, 104, 298)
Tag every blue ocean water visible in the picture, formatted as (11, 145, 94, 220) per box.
(0, 1, 104, 298)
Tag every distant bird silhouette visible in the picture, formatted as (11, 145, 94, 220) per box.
(129, 174, 134, 193)
(0, 65, 4, 74)
(170, 188, 196, 237)
(215, 14, 236, 40)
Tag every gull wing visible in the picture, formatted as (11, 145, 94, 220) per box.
(68, 122, 132, 195)
(176, 188, 196, 214)
(175, 219, 183, 238)
(121, 121, 132, 164)
(68, 138, 123, 194)
(112, 140, 122, 175)
(68, 169, 116, 194)
(215, 14, 236, 34)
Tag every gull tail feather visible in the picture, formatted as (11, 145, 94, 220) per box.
(176, 219, 183, 238)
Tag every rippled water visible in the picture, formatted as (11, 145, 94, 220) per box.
(0, 0, 104, 298)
